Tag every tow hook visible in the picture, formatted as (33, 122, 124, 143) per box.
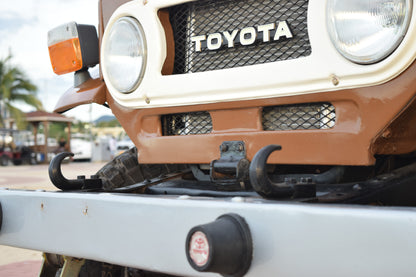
(249, 144, 316, 198)
(186, 213, 252, 277)
(48, 152, 102, 191)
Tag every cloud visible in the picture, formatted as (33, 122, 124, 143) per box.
(0, 0, 98, 79)
(0, 0, 111, 121)
(0, 13, 38, 35)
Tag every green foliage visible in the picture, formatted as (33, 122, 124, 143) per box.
(0, 54, 44, 129)
(49, 122, 67, 140)
(73, 121, 87, 133)
(96, 119, 121, 128)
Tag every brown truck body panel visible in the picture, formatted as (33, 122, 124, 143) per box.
(56, 60, 416, 166)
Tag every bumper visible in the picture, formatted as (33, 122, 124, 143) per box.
(0, 189, 416, 276)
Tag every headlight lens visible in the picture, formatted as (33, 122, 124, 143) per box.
(103, 17, 147, 93)
(327, 0, 412, 64)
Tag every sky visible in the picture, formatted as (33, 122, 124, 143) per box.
(0, 0, 113, 122)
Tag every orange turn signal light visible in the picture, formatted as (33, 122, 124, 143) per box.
(48, 22, 98, 75)
(49, 37, 83, 75)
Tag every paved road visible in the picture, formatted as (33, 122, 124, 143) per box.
(0, 161, 107, 190)
(0, 161, 107, 276)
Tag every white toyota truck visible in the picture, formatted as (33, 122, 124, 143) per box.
(1, 0, 416, 276)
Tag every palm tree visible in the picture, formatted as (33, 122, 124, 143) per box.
(0, 55, 43, 128)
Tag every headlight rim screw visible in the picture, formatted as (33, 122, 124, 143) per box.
(331, 74, 340, 86)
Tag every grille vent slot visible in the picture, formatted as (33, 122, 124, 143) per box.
(162, 112, 213, 136)
(262, 103, 336, 131)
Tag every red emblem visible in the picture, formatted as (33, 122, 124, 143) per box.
(189, 231, 210, 266)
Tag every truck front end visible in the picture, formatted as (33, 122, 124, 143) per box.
(1, 0, 416, 276)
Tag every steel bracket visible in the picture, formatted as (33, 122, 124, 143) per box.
(210, 141, 250, 187)
(60, 256, 85, 277)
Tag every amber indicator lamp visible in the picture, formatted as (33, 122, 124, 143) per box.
(48, 22, 98, 75)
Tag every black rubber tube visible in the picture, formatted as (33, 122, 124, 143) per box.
(186, 213, 252, 277)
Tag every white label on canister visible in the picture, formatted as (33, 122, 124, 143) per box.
(189, 231, 210, 266)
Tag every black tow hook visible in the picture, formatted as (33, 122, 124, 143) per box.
(49, 152, 102, 191)
(249, 145, 296, 198)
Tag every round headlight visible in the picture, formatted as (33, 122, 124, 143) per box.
(327, 0, 412, 64)
(103, 17, 147, 93)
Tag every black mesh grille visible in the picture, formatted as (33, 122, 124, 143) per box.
(262, 103, 336, 131)
(169, 0, 311, 74)
(162, 112, 213, 136)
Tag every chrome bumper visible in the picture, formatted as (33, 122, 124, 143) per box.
(0, 189, 415, 276)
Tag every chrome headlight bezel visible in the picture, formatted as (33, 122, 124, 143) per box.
(102, 16, 147, 94)
(326, 0, 412, 64)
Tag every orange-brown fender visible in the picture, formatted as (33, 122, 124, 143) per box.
(53, 78, 107, 113)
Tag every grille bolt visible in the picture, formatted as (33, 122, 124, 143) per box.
(382, 129, 392, 138)
(143, 0, 148, 5)
(237, 143, 244, 152)
(331, 75, 339, 86)
(145, 97, 150, 104)
(220, 144, 229, 152)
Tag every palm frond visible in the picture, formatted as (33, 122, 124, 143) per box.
(10, 93, 43, 110)
(0, 55, 43, 128)
(7, 104, 27, 129)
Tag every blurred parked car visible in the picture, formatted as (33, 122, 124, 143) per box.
(71, 133, 93, 161)
(116, 137, 134, 156)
